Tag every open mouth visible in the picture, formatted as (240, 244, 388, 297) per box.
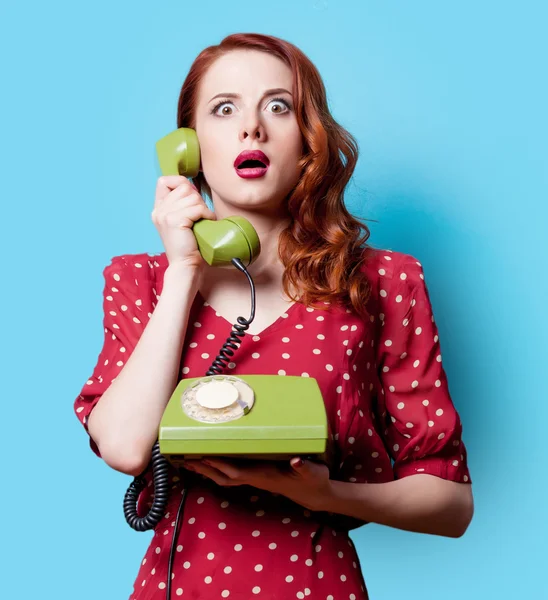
(237, 159, 268, 169)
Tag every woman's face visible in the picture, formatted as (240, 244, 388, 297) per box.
(194, 50, 303, 215)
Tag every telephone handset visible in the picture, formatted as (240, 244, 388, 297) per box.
(155, 127, 260, 268)
(123, 127, 332, 600)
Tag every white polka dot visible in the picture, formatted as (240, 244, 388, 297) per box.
(221, 501, 229, 508)
(204, 576, 212, 584)
(428, 420, 434, 427)
(438, 432, 445, 439)
(435, 379, 441, 387)
(305, 559, 313, 566)
(385, 340, 392, 347)
(297, 593, 305, 599)
(313, 348, 321, 354)
(218, 522, 226, 529)
(380, 289, 387, 297)
(436, 408, 444, 416)
(282, 337, 290, 343)
(291, 530, 299, 537)
(207, 552, 214, 560)
(252, 352, 260, 359)
(415, 327, 422, 335)
(315, 545, 322, 552)
(224, 566, 232, 574)
(269, 543, 277, 550)
(256, 510, 265, 517)
(286, 575, 294, 583)
(252, 530, 260, 537)
(282, 353, 290, 359)
(400, 273, 407, 280)
(406, 422, 414, 428)
(393, 444, 399, 451)
(198, 532, 206, 539)
(290, 554, 299, 562)
(411, 380, 419, 388)
(158, 582, 166, 589)
(222, 591, 230, 598)
(188, 517, 196, 524)
(422, 399, 429, 406)
(176, 589, 183, 596)
(397, 402, 404, 409)
(282, 518, 291, 524)
(464, 475, 469, 482)
(325, 364, 333, 371)
(252, 588, 261, 595)
(183, 561, 191, 569)
(255, 564, 263, 572)
(234, 544, 243, 551)
(348, 437, 355, 444)
(452, 460, 459, 466)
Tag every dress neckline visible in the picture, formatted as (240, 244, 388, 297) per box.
(195, 290, 301, 338)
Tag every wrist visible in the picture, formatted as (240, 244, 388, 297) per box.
(318, 479, 369, 519)
(163, 263, 201, 292)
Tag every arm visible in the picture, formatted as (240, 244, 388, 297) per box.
(323, 474, 473, 538)
(331, 252, 474, 537)
(86, 261, 200, 476)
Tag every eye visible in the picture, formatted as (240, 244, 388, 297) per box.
(267, 98, 291, 114)
(211, 101, 235, 116)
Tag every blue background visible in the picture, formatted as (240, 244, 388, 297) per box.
(1, 0, 546, 598)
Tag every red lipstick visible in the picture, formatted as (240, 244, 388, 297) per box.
(234, 150, 270, 179)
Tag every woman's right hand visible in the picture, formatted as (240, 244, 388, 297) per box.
(151, 176, 217, 270)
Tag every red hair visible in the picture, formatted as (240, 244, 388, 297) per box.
(177, 33, 373, 319)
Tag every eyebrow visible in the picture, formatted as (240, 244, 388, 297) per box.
(208, 88, 293, 103)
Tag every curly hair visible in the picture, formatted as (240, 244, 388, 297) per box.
(177, 33, 373, 320)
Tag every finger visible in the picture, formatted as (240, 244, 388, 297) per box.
(202, 458, 242, 480)
(184, 461, 235, 486)
(154, 176, 195, 208)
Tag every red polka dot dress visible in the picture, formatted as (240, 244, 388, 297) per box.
(74, 247, 471, 600)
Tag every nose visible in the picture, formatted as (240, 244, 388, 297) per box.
(239, 116, 266, 142)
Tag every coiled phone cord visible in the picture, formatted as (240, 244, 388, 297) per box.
(123, 257, 256, 600)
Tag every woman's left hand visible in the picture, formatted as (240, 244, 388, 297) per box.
(182, 457, 333, 512)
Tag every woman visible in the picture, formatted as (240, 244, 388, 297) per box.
(74, 33, 473, 600)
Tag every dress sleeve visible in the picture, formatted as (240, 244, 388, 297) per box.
(376, 253, 471, 484)
(73, 255, 149, 458)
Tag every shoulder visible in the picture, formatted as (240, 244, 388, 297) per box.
(359, 246, 426, 290)
(102, 251, 168, 282)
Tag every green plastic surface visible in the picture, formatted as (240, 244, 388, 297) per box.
(155, 127, 201, 178)
(159, 375, 331, 465)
